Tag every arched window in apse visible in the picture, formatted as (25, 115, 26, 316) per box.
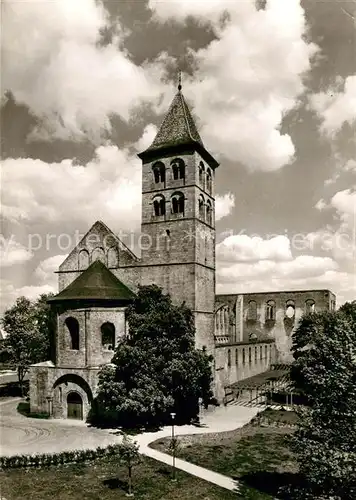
(65, 317, 80, 350)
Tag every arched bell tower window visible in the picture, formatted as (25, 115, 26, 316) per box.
(206, 200, 212, 225)
(65, 317, 80, 350)
(101, 322, 115, 350)
(171, 158, 185, 180)
(199, 161, 205, 187)
(206, 168, 212, 194)
(153, 194, 166, 216)
(171, 192, 184, 214)
(152, 161, 165, 184)
(199, 194, 205, 220)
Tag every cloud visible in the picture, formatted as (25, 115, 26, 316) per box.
(216, 267, 355, 306)
(150, 0, 318, 171)
(310, 75, 356, 137)
(305, 188, 356, 266)
(217, 254, 338, 282)
(2, 0, 164, 141)
(0, 236, 33, 267)
(215, 193, 235, 221)
(134, 124, 158, 152)
(35, 255, 67, 284)
(0, 279, 56, 315)
(215, 229, 355, 306)
(315, 198, 327, 211)
(0, 255, 66, 315)
(217, 234, 292, 262)
(1, 143, 142, 231)
(331, 189, 356, 223)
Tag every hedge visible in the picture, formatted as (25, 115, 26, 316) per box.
(0, 443, 123, 470)
(250, 409, 298, 429)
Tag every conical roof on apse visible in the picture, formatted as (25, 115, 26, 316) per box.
(48, 260, 136, 303)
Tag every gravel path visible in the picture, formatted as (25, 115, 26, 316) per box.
(0, 398, 121, 456)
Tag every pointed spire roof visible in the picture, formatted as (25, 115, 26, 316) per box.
(49, 260, 136, 303)
(138, 86, 219, 169)
(145, 90, 204, 152)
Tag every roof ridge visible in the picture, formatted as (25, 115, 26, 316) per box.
(179, 91, 195, 143)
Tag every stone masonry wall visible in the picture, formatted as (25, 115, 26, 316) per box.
(241, 290, 335, 362)
(57, 220, 139, 292)
(57, 307, 126, 368)
(214, 341, 276, 401)
(29, 365, 100, 420)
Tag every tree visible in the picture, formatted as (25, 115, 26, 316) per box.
(118, 434, 140, 497)
(91, 285, 214, 428)
(0, 294, 55, 395)
(290, 301, 356, 499)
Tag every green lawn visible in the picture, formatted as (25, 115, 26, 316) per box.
(150, 415, 299, 500)
(0, 455, 238, 500)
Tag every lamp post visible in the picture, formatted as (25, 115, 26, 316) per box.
(170, 412, 176, 481)
(46, 396, 53, 417)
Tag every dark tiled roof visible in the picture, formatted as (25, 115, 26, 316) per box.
(228, 368, 290, 390)
(143, 90, 204, 153)
(49, 261, 136, 303)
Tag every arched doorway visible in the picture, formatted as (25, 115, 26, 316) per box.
(67, 392, 83, 420)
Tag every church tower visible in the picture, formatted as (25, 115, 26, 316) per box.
(138, 80, 219, 353)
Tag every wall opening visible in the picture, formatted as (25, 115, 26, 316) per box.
(266, 300, 276, 321)
(101, 322, 115, 350)
(65, 317, 80, 350)
(67, 392, 83, 420)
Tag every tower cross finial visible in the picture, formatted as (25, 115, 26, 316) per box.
(178, 70, 182, 91)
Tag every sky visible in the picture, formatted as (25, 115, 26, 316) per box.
(1, 0, 355, 313)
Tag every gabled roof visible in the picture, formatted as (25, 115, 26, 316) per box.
(138, 89, 219, 169)
(58, 220, 139, 273)
(49, 260, 136, 303)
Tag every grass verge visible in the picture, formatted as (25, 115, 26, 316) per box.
(17, 401, 50, 419)
(0, 455, 238, 500)
(151, 413, 299, 500)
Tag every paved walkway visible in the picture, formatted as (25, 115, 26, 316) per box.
(135, 404, 259, 492)
(0, 398, 259, 492)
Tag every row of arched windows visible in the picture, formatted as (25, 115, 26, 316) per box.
(78, 247, 118, 270)
(153, 192, 184, 216)
(227, 344, 271, 367)
(65, 318, 116, 351)
(247, 298, 316, 321)
(199, 162, 212, 194)
(152, 159, 213, 195)
(198, 195, 213, 225)
(152, 158, 185, 184)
